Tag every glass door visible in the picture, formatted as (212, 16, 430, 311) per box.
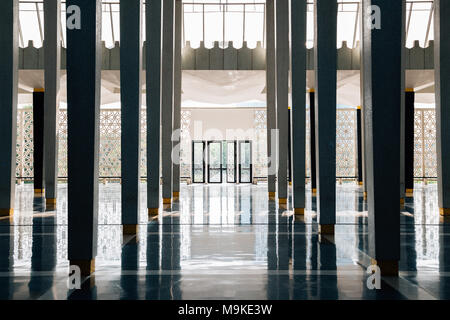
(192, 141, 205, 183)
(226, 141, 237, 183)
(239, 141, 252, 183)
(207, 141, 222, 183)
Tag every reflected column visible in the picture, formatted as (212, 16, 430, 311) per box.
(120, 235, 139, 299)
(146, 222, 160, 300)
(292, 218, 307, 299)
(317, 236, 338, 299)
(0, 226, 14, 299)
(28, 218, 57, 299)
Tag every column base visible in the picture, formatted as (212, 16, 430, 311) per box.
(405, 188, 413, 197)
(148, 208, 159, 216)
(173, 191, 180, 199)
(163, 198, 172, 205)
(70, 259, 95, 277)
(46, 198, 57, 205)
(294, 208, 305, 215)
(319, 224, 335, 235)
(268, 192, 276, 201)
(123, 224, 139, 235)
(440, 208, 450, 216)
(34, 188, 45, 195)
(371, 259, 398, 276)
(0, 209, 14, 217)
(278, 198, 287, 209)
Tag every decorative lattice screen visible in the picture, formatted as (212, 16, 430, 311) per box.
(15, 107, 438, 180)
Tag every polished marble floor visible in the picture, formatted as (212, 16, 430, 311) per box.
(0, 182, 449, 300)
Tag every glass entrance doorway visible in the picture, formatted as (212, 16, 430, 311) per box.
(192, 141, 205, 183)
(192, 140, 252, 184)
(239, 140, 252, 183)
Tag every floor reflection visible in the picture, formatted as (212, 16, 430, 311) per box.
(0, 182, 447, 299)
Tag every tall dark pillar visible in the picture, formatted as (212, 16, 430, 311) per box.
(43, 0, 61, 209)
(308, 90, 317, 194)
(435, 1, 450, 216)
(66, 0, 102, 276)
(33, 89, 45, 195)
(0, 0, 19, 217)
(314, 0, 337, 234)
(356, 107, 363, 185)
(435, 0, 450, 216)
(275, 0, 289, 207)
(266, 0, 277, 201)
(172, 0, 182, 200)
(146, 0, 162, 216)
(290, 0, 307, 215)
(288, 109, 292, 184)
(405, 89, 415, 196)
(362, 0, 403, 275)
(120, 0, 143, 235)
(161, 0, 175, 206)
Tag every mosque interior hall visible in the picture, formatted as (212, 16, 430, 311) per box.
(1, 0, 450, 301)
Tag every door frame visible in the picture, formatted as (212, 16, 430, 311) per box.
(238, 140, 253, 183)
(207, 140, 223, 184)
(191, 140, 206, 183)
(225, 140, 237, 183)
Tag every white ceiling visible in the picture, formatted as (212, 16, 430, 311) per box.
(17, 69, 436, 107)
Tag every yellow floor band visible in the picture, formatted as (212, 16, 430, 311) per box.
(148, 208, 159, 215)
(34, 188, 45, 193)
(173, 192, 180, 197)
(163, 198, 172, 204)
(440, 208, 450, 216)
(278, 198, 287, 204)
(294, 208, 305, 215)
(400, 198, 405, 205)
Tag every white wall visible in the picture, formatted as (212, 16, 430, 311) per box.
(186, 108, 260, 141)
